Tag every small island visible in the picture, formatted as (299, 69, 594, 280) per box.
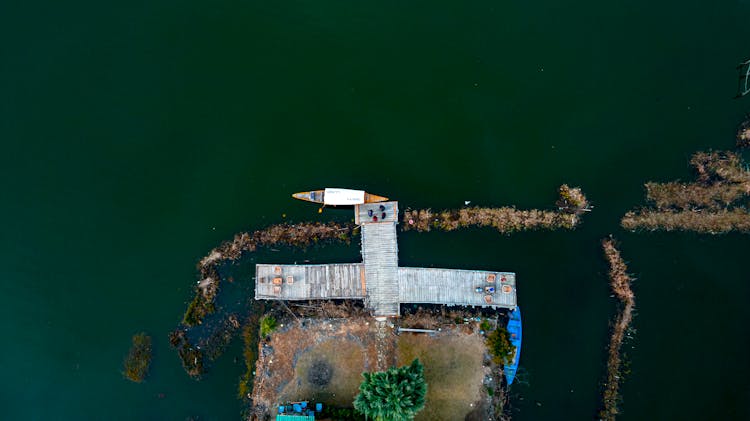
(170, 187, 591, 420)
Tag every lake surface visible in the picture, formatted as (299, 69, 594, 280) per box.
(2, 0, 749, 419)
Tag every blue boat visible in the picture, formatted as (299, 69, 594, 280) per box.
(503, 306, 522, 386)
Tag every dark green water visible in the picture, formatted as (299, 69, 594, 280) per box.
(2, 0, 750, 419)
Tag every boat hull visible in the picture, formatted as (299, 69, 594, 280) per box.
(292, 190, 326, 204)
(292, 189, 389, 205)
(504, 307, 522, 386)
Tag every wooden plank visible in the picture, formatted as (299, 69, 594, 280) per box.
(398, 267, 516, 309)
(254, 201, 518, 315)
(254, 263, 366, 300)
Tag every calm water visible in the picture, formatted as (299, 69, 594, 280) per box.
(2, 0, 749, 419)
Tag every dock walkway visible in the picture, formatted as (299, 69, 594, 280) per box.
(255, 200, 517, 317)
(361, 220, 400, 317)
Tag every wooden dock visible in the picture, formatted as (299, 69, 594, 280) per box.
(254, 200, 518, 317)
(255, 263, 365, 300)
(399, 268, 516, 308)
(360, 220, 400, 317)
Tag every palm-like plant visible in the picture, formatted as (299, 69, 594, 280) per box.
(353, 359, 427, 421)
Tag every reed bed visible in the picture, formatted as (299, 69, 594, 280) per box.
(184, 222, 354, 327)
(623, 151, 750, 232)
(645, 182, 749, 210)
(403, 185, 590, 234)
(622, 208, 750, 234)
(599, 238, 635, 421)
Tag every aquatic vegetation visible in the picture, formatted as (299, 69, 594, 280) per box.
(622, 208, 750, 234)
(353, 359, 427, 421)
(403, 185, 591, 234)
(556, 184, 591, 215)
(486, 327, 514, 365)
(122, 333, 152, 383)
(173, 221, 357, 379)
(168, 329, 204, 378)
(599, 238, 635, 421)
(644, 181, 749, 210)
(238, 317, 261, 400)
(623, 151, 750, 233)
(184, 222, 355, 328)
(737, 118, 750, 149)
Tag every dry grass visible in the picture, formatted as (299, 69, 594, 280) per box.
(403, 185, 590, 234)
(250, 317, 380, 416)
(278, 338, 366, 407)
(599, 238, 635, 421)
(622, 208, 750, 234)
(397, 330, 487, 421)
(645, 181, 749, 209)
(250, 316, 487, 421)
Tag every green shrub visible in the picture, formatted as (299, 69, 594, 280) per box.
(259, 315, 277, 337)
(480, 320, 492, 332)
(486, 327, 514, 365)
(354, 359, 427, 421)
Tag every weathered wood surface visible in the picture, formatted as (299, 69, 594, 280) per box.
(361, 217, 400, 316)
(355, 201, 399, 225)
(255, 263, 365, 300)
(254, 200, 518, 316)
(399, 268, 517, 308)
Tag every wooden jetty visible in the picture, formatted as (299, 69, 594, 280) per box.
(254, 200, 518, 317)
(255, 263, 365, 300)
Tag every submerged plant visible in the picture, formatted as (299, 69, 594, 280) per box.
(123, 333, 152, 383)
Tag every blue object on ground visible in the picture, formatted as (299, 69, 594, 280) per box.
(316, 403, 323, 411)
(301, 401, 307, 409)
(503, 306, 522, 386)
(278, 406, 284, 414)
(293, 404, 301, 413)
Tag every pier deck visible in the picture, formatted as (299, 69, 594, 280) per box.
(361, 220, 400, 317)
(399, 268, 516, 308)
(255, 263, 365, 300)
(254, 200, 517, 316)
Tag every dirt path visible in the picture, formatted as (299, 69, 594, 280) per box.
(374, 320, 396, 371)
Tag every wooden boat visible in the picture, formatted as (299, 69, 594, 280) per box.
(292, 188, 388, 206)
(503, 306, 522, 386)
